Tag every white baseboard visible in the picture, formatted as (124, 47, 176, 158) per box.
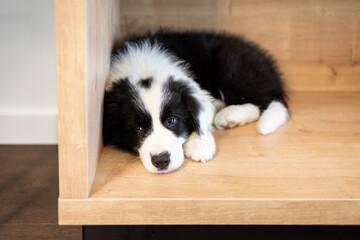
(0, 109, 58, 144)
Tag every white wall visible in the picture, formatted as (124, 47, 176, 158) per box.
(0, 0, 58, 144)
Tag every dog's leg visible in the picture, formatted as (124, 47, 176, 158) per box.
(257, 101, 289, 135)
(183, 90, 216, 163)
(183, 131, 216, 163)
(213, 104, 260, 130)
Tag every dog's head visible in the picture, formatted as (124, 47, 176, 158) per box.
(103, 76, 202, 173)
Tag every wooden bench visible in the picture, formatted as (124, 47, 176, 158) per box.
(57, 0, 360, 225)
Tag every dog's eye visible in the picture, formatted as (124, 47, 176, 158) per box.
(166, 117, 178, 128)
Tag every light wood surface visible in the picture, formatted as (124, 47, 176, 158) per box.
(85, 0, 121, 197)
(120, 0, 360, 92)
(57, 0, 88, 198)
(59, 199, 360, 225)
(59, 92, 360, 224)
(57, 0, 121, 198)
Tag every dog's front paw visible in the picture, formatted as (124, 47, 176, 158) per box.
(183, 132, 216, 163)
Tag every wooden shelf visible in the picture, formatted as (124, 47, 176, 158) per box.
(59, 92, 360, 225)
(57, 0, 360, 225)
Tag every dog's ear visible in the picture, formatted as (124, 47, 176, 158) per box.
(182, 89, 202, 135)
(102, 88, 119, 145)
(102, 79, 129, 145)
(181, 80, 215, 137)
(103, 78, 148, 150)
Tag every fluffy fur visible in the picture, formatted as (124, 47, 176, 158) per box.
(103, 31, 289, 173)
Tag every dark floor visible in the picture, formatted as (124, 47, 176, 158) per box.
(0, 145, 81, 240)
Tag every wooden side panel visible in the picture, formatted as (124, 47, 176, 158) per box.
(85, 0, 122, 197)
(57, 0, 122, 198)
(120, 0, 360, 92)
(59, 199, 360, 225)
(57, 0, 88, 198)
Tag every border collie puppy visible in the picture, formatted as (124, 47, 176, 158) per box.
(103, 31, 289, 174)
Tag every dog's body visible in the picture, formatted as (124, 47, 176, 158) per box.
(103, 31, 289, 173)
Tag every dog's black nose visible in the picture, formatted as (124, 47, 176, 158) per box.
(151, 152, 170, 170)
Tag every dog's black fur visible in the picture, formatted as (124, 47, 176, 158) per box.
(113, 31, 287, 107)
(103, 78, 153, 150)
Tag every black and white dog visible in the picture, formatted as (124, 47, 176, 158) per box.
(103, 31, 289, 173)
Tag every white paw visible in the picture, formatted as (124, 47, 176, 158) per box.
(257, 101, 289, 135)
(257, 117, 279, 135)
(183, 132, 216, 163)
(213, 104, 260, 130)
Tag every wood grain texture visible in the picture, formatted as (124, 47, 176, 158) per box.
(57, 0, 122, 198)
(59, 199, 360, 225)
(120, 0, 360, 92)
(0, 146, 81, 239)
(86, 0, 122, 198)
(59, 92, 360, 225)
(56, 0, 88, 198)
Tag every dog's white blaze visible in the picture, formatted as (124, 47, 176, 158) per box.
(257, 101, 289, 135)
(138, 81, 186, 173)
